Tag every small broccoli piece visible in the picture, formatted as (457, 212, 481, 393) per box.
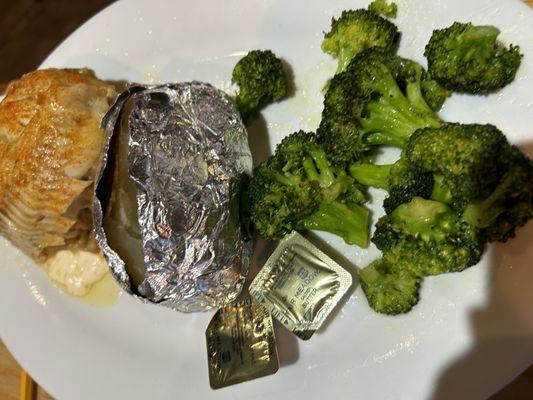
(249, 131, 370, 246)
(368, 0, 397, 19)
(405, 123, 509, 212)
(249, 161, 319, 240)
(373, 197, 483, 276)
(425, 22, 522, 93)
(420, 72, 452, 111)
(318, 49, 444, 164)
(232, 50, 288, 122)
(317, 71, 371, 167)
(463, 145, 533, 242)
(350, 158, 434, 214)
(359, 258, 421, 315)
(322, 9, 398, 74)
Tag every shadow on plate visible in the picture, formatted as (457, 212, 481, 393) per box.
(431, 141, 533, 400)
(246, 114, 272, 166)
(274, 320, 300, 367)
(281, 58, 297, 99)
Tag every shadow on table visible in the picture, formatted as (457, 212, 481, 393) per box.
(431, 143, 533, 400)
(0, 0, 113, 82)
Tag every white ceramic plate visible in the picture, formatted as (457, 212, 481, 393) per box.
(1, 0, 532, 399)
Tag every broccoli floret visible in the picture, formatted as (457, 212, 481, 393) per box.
(425, 22, 522, 93)
(349, 54, 444, 146)
(350, 158, 434, 213)
(368, 0, 397, 19)
(373, 197, 483, 276)
(463, 145, 533, 242)
(405, 123, 509, 212)
(317, 72, 371, 167)
(232, 50, 288, 122)
(249, 131, 370, 246)
(318, 50, 444, 165)
(322, 9, 398, 74)
(359, 258, 421, 315)
(346, 49, 450, 113)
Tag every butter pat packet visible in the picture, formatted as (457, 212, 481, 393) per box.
(250, 232, 352, 340)
(205, 294, 279, 389)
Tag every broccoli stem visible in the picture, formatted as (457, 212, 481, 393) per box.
(275, 171, 300, 186)
(349, 163, 392, 189)
(298, 201, 370, 247)
(304, 148, 336, 187)
(406, 81, 435, 115)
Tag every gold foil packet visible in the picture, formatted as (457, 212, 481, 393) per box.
(205, 295, 279, 389)
(250, 232, 352, 340)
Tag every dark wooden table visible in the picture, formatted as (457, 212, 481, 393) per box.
(0, 1, 531, 399)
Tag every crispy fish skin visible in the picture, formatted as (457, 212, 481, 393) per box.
(0, 68, 117, 260)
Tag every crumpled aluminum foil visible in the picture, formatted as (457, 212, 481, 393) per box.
(93, 82, 253, 312)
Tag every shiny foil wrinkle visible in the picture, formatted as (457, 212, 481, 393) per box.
(93, 82, 253, 312)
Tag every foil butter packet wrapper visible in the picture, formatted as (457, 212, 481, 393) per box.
(93, 82, 253, 312)
(205, 294, 279, 389)
(250, 232, 352, 340)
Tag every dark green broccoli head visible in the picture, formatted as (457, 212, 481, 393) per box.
(322, 9, 398, 74)
(373, 197, 483, 276)
(359, 258, 421, 315)
(232, 50, 288, 122)
(249, 131, 370, 246)
(424, 22, 522, 93)
(384, 158, 434, 214)
(463, 145, 533, 242)
(249, 160, 320, 240)
(368, 0, 397, 19)
(317, 71, 371, 167)
(406, 123, 509, 212)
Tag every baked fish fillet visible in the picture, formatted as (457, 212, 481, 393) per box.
(0, 68, 117, 294)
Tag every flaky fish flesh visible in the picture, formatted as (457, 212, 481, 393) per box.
(0, 68, 117, 295)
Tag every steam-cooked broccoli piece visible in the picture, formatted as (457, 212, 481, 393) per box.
(463, 145, 533, 242)
(249, 131, 370, 246)
(317, 71, 372, 167)
(322, 9, 398, 74)
(373, 197, 484, 276)
(424, 22, 522, 93)
(349, 158, 434, 213)
(405, 123, 509, 212)
(359, 258, 421, 315)
(318, 49, 444, 166)
(232, 50, 288, 122)
(368, 0, 398, 19)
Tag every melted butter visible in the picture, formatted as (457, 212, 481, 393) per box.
(44, 249, 120, 307)
(78, 271, 120, 307)
(44, 249, 108, 296)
